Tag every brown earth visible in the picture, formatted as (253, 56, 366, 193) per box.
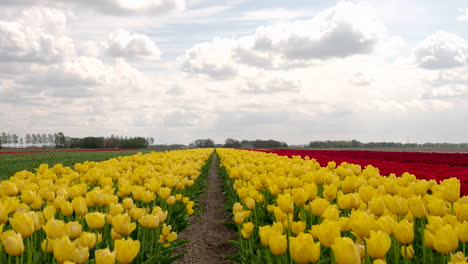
(175, 153, 237, 264)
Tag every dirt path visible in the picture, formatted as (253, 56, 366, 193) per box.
(176, 153, 237, 264)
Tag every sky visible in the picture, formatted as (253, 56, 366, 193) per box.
(1, 0, 468, 145)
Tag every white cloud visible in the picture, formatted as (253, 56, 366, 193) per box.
(0, 7, 75, 63)
(241, 75, 300, 94)
(180, 38, 239, 79)
(0, 0, 186, 16)
(414, 31, 468, 69)
(104, 29, 161, 59)
(180, 1, 387, 79)
(233, 8, 313, 22)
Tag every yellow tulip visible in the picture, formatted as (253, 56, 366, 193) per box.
(359, 185, 375, 203)
(85, 212, 106, 229)
(393, 219, 414, 245)
(451, 251, 466, 263)
(9, 212, 35, 238)
(43, 219, 66, 239)
(66, 221, 82, 239)
(433, 224, 458, 254)
(71, 197, 88, 216)
(427, 198, 449, 216)
(408, 195, 428, 218)
(1, 230, 24, 256)
(139, 214, 160, 228)
(323, 184, 338, 201)
(277, 193, 294, 214)
(424, 229, 435, 248)
(95, 248, 115, 264)
(109, 203, 124, 216)
(241, 222, 255, 239)
(74, 232, 97, 249)
(292, 188, 307, 207)
(61, 201, 74, 216)
(310, 198, 329, 216)
(259, 226, 272, 246)
(322, 205, 340, 221)
(43, 205, 56, 220)
(456, 222, 468, 243)
(350, 211, 373, 238)
(41, 238, 55, 253)
(122, 198, 134, 210)
(369, 196, 385, 216)
(441, 178, 460, 203)
(54, 236, 76, 263)
(400, 245, 414, 259)
(129, 207, 146, 220)
(373, 259, 386, 264)
(115, 238, 140, 264)
(233, 202, 243, 213)
(317, 221, 341, 247)
(456, 203, 468, 222)
(289, 233, 320, 264)
(291, 221, 306, 235)
(74, 246, 90, 264)
(269, 232, 287, 256)
(332, 237, 361, 264)
(112, 214, 136, 236)
(234, 211, 245, 224)
(366, 231, 391, 259)
(158, 187, 171, 200)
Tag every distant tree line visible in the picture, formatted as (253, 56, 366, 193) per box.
(0, 132, 66, 148)
(188, 138, 288, 148)
(307, 140, 468, 149)
(69, 135, 154, 149)
(0, 132, 154, 149)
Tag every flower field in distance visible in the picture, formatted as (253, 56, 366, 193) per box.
(255, 149, 468, 196)
(218, 148, 468, 264)
(0, 149, 213, 263)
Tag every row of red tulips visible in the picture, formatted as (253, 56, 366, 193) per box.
(251, 149, 468, 196)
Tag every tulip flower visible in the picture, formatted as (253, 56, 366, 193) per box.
(54, 236, 76, 263)
(259, 226, 272, 246)
(289, 233, 320, 264)
(350, 211, 373, 238)
(241, 222, 255, 239)
(66, 221, 83, 239)
(400, 245, 414, 259)
(9, 212, 35, 238)
(450, 252, 466, 263)
(393, 219, 414, 244)
(269, 232, 287, 256)
(456, 221, 468, 243)
(129, 207, 146, 220)
(41, 238, 55, 253)
(74, 246, 90, 264)
(292, 188, 307, 207)
(310, 198, 329, 216)
(115, 238, 141, 264)
(332, 237, 360, 264)
(85, 212, 106, 229)
(290, 221, 306, 235)
(433, 224, 458, 254)
(72, 197, 88, 215)
(366, 231, 391, 259)
(408, 195, 428, 218)
(317, 221, 341, 247)
(1, 230, 24, 256)
(277, 193, 294, 214)
(369, 196, 386, 216)
(43, 219, 67, 239)
(95, 248, 115, 264)
(158, 187, 171, 200)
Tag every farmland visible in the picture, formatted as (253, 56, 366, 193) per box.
(0, 148, 467, 264)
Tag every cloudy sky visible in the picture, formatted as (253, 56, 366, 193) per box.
(1, 0, 468, 144)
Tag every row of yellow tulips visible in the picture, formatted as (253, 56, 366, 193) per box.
(217, 149, 468, 264)
(0, 149, 213, 263)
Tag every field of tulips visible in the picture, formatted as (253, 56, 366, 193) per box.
(218, 149, 468, 264)
(0, 149, 156, 180)
(254, 149, 468, 196)
(0, 149, 213, 264)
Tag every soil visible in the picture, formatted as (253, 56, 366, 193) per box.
(175, 153, 237, 264)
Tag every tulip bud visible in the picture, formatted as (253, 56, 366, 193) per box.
(85, 212, 106, 229)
